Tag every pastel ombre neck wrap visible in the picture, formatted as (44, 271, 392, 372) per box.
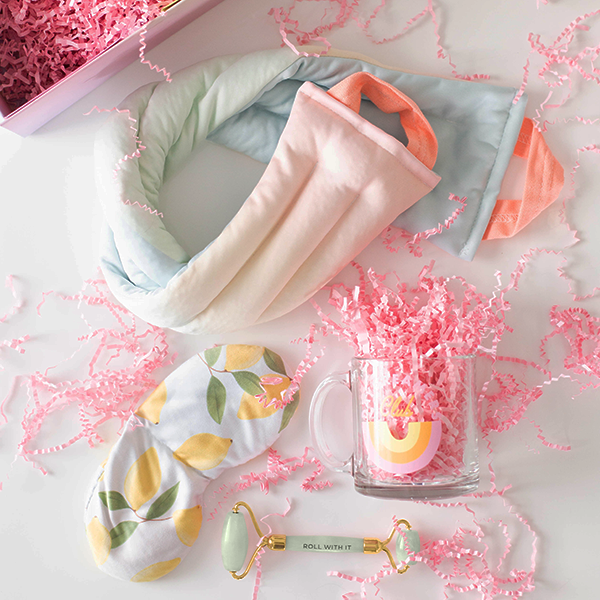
(97, 53, 439, 334)
(97, 48, 562, 335)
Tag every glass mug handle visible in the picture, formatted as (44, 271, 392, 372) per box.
(309, 371, 353, 474)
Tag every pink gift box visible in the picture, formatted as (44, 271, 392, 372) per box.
(0, 0, 224, 137)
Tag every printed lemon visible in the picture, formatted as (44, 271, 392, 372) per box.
(130, 557, 181, 582)
(86, 516, 111, 566)
(173, 433, 232, 471)
(237, 392, 280, 420)
(173, 505, 203, 546)
(224, 345, 264, 371)
(237, 374, 291, 419)
(262, 374, 291, 405)
(135, 381, 168, 424)
(124, 447, 162, 511)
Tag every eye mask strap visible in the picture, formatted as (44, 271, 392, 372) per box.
(327, 71, 439, 171)
(483, 117, 564, 240)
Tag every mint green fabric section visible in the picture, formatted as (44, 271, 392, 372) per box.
(286, 536, 364, 553)
(96, 50, 298, 289)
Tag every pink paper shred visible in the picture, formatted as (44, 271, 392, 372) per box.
(514, 9, 600, 119)
(268, 0, 489, 80)
(0, 276, 319, 483)
(85, 105, 166, 217)
(205, 447, 332, 523)
(325, 488, 539, 599)
(281, 323, 324, 406)
(381, 194, 467, 258)
(0, 277, 176, 478)
(312, 261, 510, 361)
(138, 22, 173, 83)
(0, 0, 165, 108)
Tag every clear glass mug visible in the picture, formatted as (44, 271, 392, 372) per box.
(309, 356, 479, 500)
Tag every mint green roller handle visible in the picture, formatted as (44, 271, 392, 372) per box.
(286, 536, 364, 553)
(221, 511, 249, 572)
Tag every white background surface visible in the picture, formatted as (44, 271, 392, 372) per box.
(1, 1, 599, 598)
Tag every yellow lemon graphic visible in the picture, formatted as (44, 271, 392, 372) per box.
(86, 516, 111, 566)
(237, 374, 291, 420)
(224, 345, 264, 371)
(130, 557, 181, 582)
(237, 392, 280, 420)
(173, 505, 203, 547)
(124, 447, 162, 511)
(173, 433, 232, 471)
(135, 381, 167, 424)
(262, 374, 291, 405)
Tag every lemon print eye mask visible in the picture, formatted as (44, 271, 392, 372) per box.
(83, 344, 299, 582)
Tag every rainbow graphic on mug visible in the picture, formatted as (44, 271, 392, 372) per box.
(362, 419, 442, 474)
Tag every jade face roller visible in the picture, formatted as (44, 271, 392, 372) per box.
(221, 501, 420, 580)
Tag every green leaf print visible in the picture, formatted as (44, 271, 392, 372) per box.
(279, 391, 300, 432)
(145, 482, 180, 520)
(203, 346, 222, 367)
(207, 375, 227, 424)
(109, 521, 139, 549)
(232, 371, 264, 396)
(263, 349, 287, 376)
(98, 491, 131, 511)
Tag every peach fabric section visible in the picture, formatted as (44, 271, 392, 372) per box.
(327, 71, 438, 171)
(483, 118, 564, 240)
(177, 80, 440, 333)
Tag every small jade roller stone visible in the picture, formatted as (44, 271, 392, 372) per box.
(396, 529, 421, 566)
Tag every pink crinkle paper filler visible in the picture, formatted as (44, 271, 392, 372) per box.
(312, 261, 512, 486)
(308, 263, 545, 599)
(0, 275, 318, 479)
(312, 261, 510, 361)
(1, 277, 176, 477)
(0, 0, 164, 107)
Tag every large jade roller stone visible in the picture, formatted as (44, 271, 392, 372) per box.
(222, 512, 249, 572)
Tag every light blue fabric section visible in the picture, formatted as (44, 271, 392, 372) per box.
(101, 225, 162, 295)
(103, 218, 186, 290)
(208, 55, 527, 260)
